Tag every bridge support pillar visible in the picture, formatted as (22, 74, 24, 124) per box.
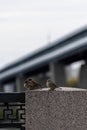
(50, 62, 66, 86)
(0, 82, 3, 92)
(79, 64, 87, 89)
(39, 76, 48, 88)
(16, 75, 25, 92)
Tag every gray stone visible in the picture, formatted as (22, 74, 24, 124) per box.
(26, 87, 87, 130)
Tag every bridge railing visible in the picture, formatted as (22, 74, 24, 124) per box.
(0, 92, 25, 130)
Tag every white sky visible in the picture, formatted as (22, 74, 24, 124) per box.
(0, 0, 87, 69)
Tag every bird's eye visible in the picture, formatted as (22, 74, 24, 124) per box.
(25, 81, 28, 83)
(28, 79, 32, 81)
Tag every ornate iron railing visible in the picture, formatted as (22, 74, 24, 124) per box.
(0, 92, 25, 130)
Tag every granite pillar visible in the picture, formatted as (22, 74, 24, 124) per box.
(26, 87, 87, 130)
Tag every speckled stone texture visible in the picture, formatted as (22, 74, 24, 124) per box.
(26, 88, 87, 130)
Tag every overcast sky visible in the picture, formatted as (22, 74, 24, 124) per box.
(0, 0, 87, 69)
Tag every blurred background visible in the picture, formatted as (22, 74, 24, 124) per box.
(0, 0, 87, 92)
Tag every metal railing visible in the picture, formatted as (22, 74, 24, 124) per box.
(0, 92, 25, 130)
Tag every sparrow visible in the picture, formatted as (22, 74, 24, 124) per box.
(24, 78, 41, 90)
(46, 79, 58, 91)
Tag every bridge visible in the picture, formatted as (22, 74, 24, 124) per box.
(0, 26, 87, 91)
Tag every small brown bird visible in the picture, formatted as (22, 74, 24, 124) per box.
(24, 78, 41, 90)
(46, 79, 57, 91)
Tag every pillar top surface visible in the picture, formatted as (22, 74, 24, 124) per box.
(26, 87, 87, 92)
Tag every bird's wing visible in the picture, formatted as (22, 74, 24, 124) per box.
(50, 82, 57, 88)
(32, 81, 41, 87)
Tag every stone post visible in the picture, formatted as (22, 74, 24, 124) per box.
(26, 87, 87, 130)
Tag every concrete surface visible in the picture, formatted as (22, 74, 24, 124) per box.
(26, 87, 87, 130)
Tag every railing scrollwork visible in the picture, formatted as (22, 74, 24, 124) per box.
(0, 92, 25, 130)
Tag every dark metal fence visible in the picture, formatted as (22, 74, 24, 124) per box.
(0, 92, 25, 130)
